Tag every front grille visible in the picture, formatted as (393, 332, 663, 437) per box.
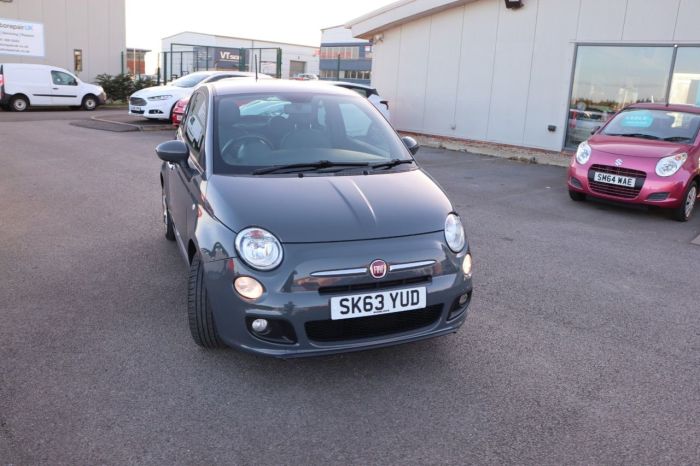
(130, 97, 147, 106)
(588, 164, 646, 199)
(318, 276, 431, 295)
(305, 305, 443, 342)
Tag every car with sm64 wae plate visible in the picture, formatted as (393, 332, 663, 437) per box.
(568, 103, 700, 221)
(157, 80, 473, 357)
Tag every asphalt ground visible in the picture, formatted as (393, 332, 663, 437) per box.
(1, 111, 699, 464)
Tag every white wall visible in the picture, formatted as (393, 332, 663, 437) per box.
(0, 0, 125, 82)
(363, 0, 700, 151)
(162, 32, 319, 79)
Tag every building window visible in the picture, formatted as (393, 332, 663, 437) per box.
(73, 49, 83, 73)
(320, 46, 361, 60)
(669, 47, 700, 105)
(320, 69, 338, 79)
(565, 45, 674, 148)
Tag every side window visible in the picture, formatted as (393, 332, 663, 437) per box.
(184, 92, 208, 167)
(339, 102, 372, 137)
(51, 70, 77, 86)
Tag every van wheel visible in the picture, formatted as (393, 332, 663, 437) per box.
(82, 95, 97, 111)
(10, 96, 28, 112)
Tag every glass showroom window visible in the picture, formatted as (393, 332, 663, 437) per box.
(669, 47, 700, 105)
(565, 46, 673, 148)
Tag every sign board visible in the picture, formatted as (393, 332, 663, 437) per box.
(213, 47, 241, 70)
(0, 18, 45, 57)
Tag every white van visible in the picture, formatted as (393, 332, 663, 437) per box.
(0, 63, 105, 112)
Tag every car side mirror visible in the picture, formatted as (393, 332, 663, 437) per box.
(402, 136, 419, 155)
(156, 140, 189, 164)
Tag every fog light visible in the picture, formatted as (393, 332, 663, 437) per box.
(459, 293, 469, 305)
(251, 318, 268, 333)
(234, 276, 264, 300)
(462, 254, 472, 277)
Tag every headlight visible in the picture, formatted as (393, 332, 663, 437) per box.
(444, 214, 466, 253)
(147, 95, 172, 101)
(576, 141, 591, 165)
(655, 153, 687, 177)
(235, 227, 283, 270)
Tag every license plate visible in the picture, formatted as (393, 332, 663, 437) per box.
(330, 287, 426, 320)
(131, 106, 143, 112)
(593, 171, 636, 187)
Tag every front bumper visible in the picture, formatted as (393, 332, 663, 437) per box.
(202, 232, 473, 358)
(567, 154, 689, 208)
(128, 98, 175, 120)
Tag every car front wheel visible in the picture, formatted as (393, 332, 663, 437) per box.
(672, 181, 697, 222)
(569, 189, 586, 202)
(188, 255, 224, 349)
(162, 188, 175, 241)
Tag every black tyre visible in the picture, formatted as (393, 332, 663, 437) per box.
(569, 189, 586, 201)
(10, 95, 28, 112)
(162, 188, 175, 241)
(0, 104, 9, 111)
(82, 94, 97, 111)
(188, 255, 224, 349)
(671, 181, 697, 222)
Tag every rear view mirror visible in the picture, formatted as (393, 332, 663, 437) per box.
(156, 140, 189, 163)
(401, 136, 419, 155)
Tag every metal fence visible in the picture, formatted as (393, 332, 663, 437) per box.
(160, 45, 282, 83)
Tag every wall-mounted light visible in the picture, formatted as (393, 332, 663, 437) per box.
(505, 0, 523, 9)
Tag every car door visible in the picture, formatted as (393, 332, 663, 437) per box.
(49, 69, 81, 106)
(171, 89, 209, 248)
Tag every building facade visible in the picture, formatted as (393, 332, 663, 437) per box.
(0, 0, 125, 83)
(161, 32, 319, 81)
(125, 47, 150, 77)
(347, 0, 700, 152)
(320, 25, 372, 84)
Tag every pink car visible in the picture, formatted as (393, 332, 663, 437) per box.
(567, 103, 700, 221)
(171, 96, 189, 127)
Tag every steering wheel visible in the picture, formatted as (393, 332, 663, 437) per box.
(221, 135, 274, 162)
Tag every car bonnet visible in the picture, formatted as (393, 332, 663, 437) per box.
(207, 169, 453, 243)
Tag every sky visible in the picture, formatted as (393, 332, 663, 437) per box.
(126, 0, 396, 73)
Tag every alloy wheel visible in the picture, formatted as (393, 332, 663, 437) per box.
(685, 185, 697, 219)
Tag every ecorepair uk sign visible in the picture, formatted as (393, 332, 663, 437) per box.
(0, 18, 45, 57)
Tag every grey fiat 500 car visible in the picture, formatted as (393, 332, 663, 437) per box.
(156, 80, 473, 357)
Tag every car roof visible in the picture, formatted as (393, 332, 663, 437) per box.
(208, 79, 361, 97)
(324, 81, 375, 90)
(626, 102, 700, 115)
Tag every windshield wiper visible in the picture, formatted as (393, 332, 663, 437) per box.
(370, 159, 415, 170)
(663, 136, 692, 143)
(253, 160, 370, 175)
(606, 133, 660, 140)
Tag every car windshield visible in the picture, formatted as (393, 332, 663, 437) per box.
(170, 73, 211, 88)
(603, 109, 700, 143)
(213, 91, 411, 175)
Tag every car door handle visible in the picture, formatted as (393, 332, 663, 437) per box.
(52, 87, 59, 90)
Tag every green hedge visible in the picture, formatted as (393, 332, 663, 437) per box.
(95, 74, 156, 102)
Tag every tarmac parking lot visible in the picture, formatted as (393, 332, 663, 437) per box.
(1, 110, 699, 464)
